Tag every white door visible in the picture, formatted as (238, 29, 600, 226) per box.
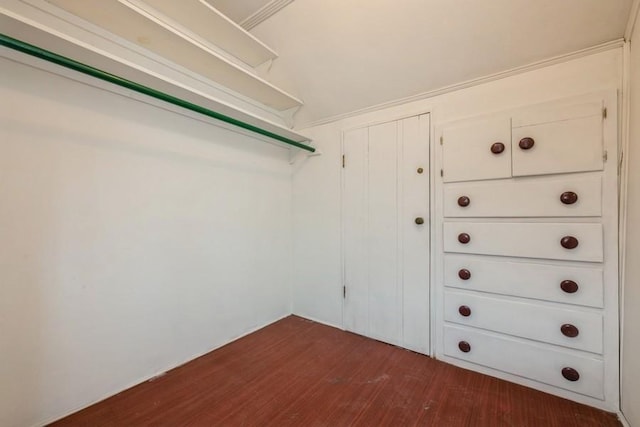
(342, 114, 430, 354)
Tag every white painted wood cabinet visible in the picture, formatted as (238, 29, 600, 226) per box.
(435, 92, 618, 410)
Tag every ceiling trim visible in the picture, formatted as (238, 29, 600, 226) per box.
(625, 0, 640, 41)
(298, 38, 625, 129)
(240, 0, 294, 30)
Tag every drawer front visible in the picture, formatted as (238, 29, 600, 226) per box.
(511, 102, 603, 177)
(443, 174, 602, 218)
(442, 117, 511, 183)
(444, 255, 603, 308)
(443, 222, 603, 262)
(444, 290, 603, 353)
(443, 324, 604, 399)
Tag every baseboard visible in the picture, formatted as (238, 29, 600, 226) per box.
(618, 412, 632, 427)
(292, 313, 343, 331)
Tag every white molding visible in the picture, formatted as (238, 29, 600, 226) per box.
(619, 41, 631, 416)
(618, 411, 631, 427)
(625, 0, 640, 41)
(240, 0, 294, 30)
(299, 39, 624, 129)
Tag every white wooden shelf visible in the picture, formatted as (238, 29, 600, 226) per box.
(0, 9, 312, 148)
(135, 0, 278, 68)
(44, 0, 303, 111)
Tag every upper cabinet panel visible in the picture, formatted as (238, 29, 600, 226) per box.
(511, 101, 604, 177)
(442, 117, 512, 183)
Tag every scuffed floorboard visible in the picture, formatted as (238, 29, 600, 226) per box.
(51, 315, 620, 426)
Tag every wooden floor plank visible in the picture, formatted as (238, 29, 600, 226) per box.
(50, 316, 620, 427)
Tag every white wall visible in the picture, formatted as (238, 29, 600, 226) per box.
(0, 55, 293, 427)
(292, 48, 622, 331)
(622, 7, 640, 426)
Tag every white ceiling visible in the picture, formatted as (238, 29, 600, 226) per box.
(206, 0, 272, 24)
(249, 0, 633, 126)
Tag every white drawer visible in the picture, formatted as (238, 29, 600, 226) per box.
(443, 222, 603, 262)
(444, 255, 603, 308)
(444, 290, 603, 353)
(443, 173, 602, 218)
(442, 117, 511, 183)
(512, 101, 604, 177)
(443, 324, 604, 399)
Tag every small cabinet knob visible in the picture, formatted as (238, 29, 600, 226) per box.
(560, 191, 578, 205)
(458, 269, 471, 280)
(560, 280, 579, 294)
(417, 167, 424, 174)
(458, 341, 471, 353)
(457, 196, 470, 207)
(561, 236, 579, 249)
(560, 324, 579, 338)
(562, 367, 580, 382)
(490, 142, 505, 154)
(458, 233, 471, 244)
(415, 217, 424, 225)
(458, 305, 471, 317)
(519, 137, 535, 150)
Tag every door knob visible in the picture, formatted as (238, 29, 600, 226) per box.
(490, 142, 505, 154)
(561, 236, 579, 249)
(457, 196, 470, 207)
(560, 191, 578, 205)
(519, 137, 535, 150)
(562, 367, 580, 382)
(560, 324, 579, 338)
(458, 233, 471, 244)
(560, 280, 579, 294)
(458, 341, 471, 353)
(415, 217, 424, 225)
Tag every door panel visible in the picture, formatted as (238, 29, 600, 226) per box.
(343, 127, 368, 336)
(401, 115, 430, 353)
(343, 114, 430, 353)
(442, 117, 511, 183)
(368, 121, 401, 344)
(512, 102, 604, 177)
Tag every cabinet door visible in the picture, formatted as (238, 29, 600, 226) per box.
(512, 101, 604, 177)
(442, 117, 511, 183)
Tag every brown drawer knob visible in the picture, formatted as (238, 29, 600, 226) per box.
(415, 217, 424, 225)
(458, 305, 471, 317)
(562, 367, 580, 382)
(458, 233, 471, 244)
(417, 167, 424, 174)
(458, 341, 471, 353)
(560, 324, 579, 338)
(519, 137, 535, 150)
(560, 280, 579, 294)
(457, 196, 471, 207)
(458, 269, 471, 280)
(491, 142, 505, 154)
(561, 236, 579, 249)
(560, 191, 578, 205)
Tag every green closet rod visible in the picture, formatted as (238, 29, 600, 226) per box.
(0, 33, 315, 152)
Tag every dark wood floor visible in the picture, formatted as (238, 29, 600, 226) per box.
(51, 316, 620, 427)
